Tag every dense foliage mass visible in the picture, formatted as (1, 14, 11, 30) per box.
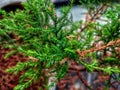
(0, 0, 120, 90)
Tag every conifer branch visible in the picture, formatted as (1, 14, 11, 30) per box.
(77, 39, 120, 57)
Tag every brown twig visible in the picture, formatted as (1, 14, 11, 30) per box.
(77, 71, 92, 90)
(77, 38, 120, 57)
(80, 4, 108, 32)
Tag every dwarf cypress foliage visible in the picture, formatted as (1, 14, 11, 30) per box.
(0, 0, 120, 90)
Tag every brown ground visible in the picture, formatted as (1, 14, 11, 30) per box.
(0, 46, 43, 90)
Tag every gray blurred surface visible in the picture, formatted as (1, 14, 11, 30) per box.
(0, 0, 26, 8)
(0, 0, 68, 8)
(55, 5, 87, 22)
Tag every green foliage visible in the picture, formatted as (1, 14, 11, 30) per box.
(98, 4, 120, 43)
(0, 0, 120, 90)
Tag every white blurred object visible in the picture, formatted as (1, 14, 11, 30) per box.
(95, 41, 104, 47)
(0, 0, 26, 8)
(0, 0, 68, 8)
(74, 82, 81, 90)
